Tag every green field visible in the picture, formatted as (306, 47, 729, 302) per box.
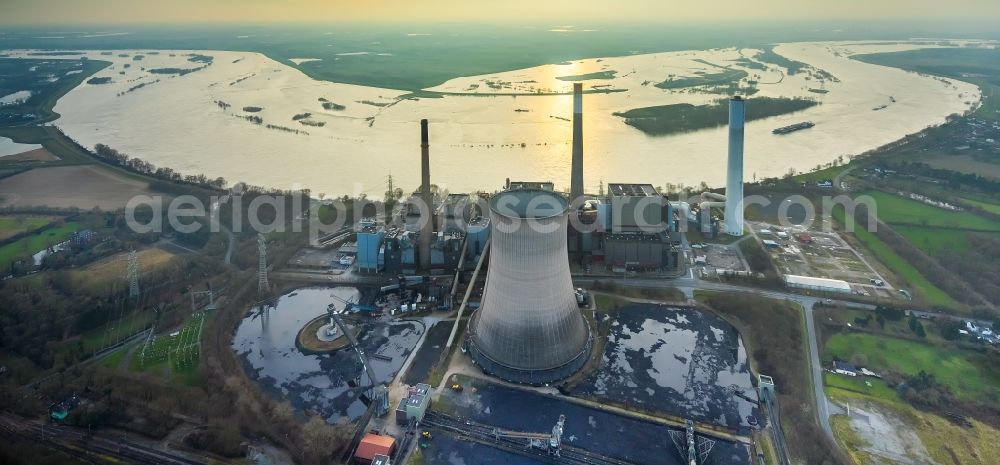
(864, 191, 1000, 231)
(958, 196, 1000, 215)
(824, 372, 900, 403)
(0, 216, 55, 240)
(51, 307, 154, 367)
(893, 225, 1000, 254)
(833, 206, 958, 308)
(825, 332, 1000, 400)
(0, 221, 81, 270)
(793, 163, 851, 183)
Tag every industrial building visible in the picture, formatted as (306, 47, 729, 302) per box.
(354, 433, 396, 465)
(357, 220, 385, 274)
(608, 183, 663, 232)
(467, 188, 592, 385)
(437, 193, 472, 232)
(395, 383, 431, 425)
(465, 216, 490, 263)
(783, 274, 852, 293)
(507, 180, 555, 191)
(567, 183, 678, 271)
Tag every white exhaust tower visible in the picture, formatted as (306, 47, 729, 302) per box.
(724, 96, 745, 236)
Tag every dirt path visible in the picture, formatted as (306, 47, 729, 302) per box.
(842, 400, 936, 465)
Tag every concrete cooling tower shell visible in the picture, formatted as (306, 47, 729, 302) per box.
(467, 189, 592, 385)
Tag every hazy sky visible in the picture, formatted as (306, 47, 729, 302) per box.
(2, 0, 999, 24)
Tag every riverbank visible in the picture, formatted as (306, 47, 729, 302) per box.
(0, 39, 983, 196)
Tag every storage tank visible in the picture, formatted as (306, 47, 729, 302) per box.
(467, 189, 591, 385)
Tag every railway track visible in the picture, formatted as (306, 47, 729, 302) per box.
(760, 389, 790, 465)
(422, 411, 642, 465)
(0, 414, 209, 465)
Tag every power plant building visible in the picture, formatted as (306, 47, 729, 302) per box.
(467, 189, 592, 385)
(438, 193, 472, 233)
(608, 183, 663, 232)
(357, 222, 385, 274)
(465, 216, 490, 262)
(584, 183, 676, 271)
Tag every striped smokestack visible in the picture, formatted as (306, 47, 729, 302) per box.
(419, 119, 432, 270)
(570, 83, 584, 203)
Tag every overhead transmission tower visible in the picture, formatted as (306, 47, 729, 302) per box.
(385, 173, 395, 202)
(127, 249, 140, 299)
(257, 233, 269, 296)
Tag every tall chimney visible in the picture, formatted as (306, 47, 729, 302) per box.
(725, 96, 745, 236)
(570, 83, 584, 203)
(419, 119, 432, 270)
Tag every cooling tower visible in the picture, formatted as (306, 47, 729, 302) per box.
(724, 96, 745, 236)
(570, 83, 584, 203)
(467, 189, 592, 385)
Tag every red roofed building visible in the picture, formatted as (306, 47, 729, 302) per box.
(354, 433, 396, 464)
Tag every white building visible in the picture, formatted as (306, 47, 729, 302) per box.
(784, 275, 852, 294)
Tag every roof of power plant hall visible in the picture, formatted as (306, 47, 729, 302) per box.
(783, 274, 852, 292)
(507, 180, 555, 191)
(490, 188, 568, 219)
(468, 188, 591, 385)
(608, 183, 658, 197)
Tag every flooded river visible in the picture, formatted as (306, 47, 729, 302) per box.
(3, 40, 981, 196)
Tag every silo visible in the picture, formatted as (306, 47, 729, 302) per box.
(467, 189, 592, 384)
(725, 96, 745, 236)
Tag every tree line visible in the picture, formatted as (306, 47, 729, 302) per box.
(93, 143, 226, 190)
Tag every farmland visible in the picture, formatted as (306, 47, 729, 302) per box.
(0, 215, 56, 241)
(0, 164, 158, 210)
(0, 220, 81, 271)
(832, 204, 958, 308)
(824, 332, 1000, 401)
(69, 247, 178, 292)
(864, 191, 1000, 232)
